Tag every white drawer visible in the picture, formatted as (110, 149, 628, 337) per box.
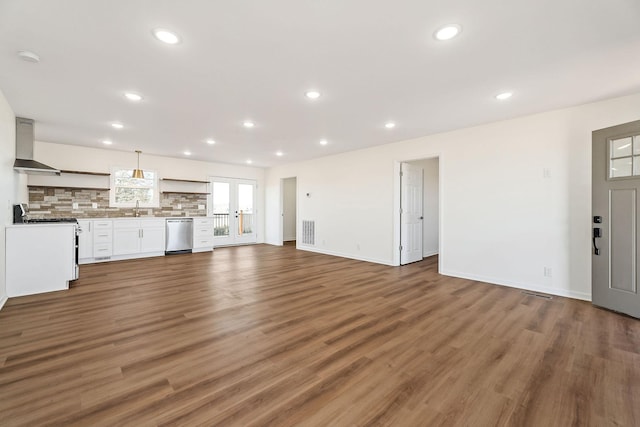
(94, 220, 113, 229)
(194, 226, 214, 237)
(94, 230, 112, 243)
(194, 218, 214, 226)
(93, 243, 113, 257)
(193, 237, 214, 248)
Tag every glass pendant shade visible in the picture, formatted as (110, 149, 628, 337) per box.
(133, 150, 145, 179)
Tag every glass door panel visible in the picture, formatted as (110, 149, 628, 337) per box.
(237, 183, 254, 236)
(212, 182, 230, 237)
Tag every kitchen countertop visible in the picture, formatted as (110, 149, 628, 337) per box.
(6, 222, 78, 228)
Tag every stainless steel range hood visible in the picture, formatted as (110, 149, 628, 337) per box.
(14, 117, 60, 175)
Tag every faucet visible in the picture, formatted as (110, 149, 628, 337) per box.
(134, 200, 140, 217)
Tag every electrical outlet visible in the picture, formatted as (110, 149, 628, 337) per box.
(544, 267, 552, 278)
(92, 202, 98, 209)
(72, 202, 79, 209)
(198, 204, 205, 210)
(177, 203, 182, 209)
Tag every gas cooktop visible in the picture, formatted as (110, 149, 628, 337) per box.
(26, 218, 78, 223)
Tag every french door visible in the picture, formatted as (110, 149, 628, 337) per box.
(210, 178, 257, 246)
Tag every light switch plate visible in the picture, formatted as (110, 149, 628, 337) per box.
(177, 203, 182, 209)
(92, 202, 98, 209)
(72, 202, 79, 209)
(198, 204, 205, 210)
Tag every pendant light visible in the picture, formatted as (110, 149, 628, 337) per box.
(132, 150, 145, 179)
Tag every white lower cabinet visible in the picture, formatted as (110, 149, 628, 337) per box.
(93, 220, 113, 259)
(78, 217, 219, 264)
(140, 221, 165, 252)
(113, 219, 165, 256)
(78, 219, 113, 263)
(77, 220, 93, 262)
(193, 217, 214, 252)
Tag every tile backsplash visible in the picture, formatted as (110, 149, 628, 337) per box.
(28, 186, 207, 218)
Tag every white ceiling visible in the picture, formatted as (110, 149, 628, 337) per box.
(1, 0, 639, 167)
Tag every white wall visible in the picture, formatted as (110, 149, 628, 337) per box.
(409, 158, 439, 257)
(265, 92, 640, 301)
(0, 89, 27, 310)
(31, 142, 266, 242)
(283, 177, 296, 241)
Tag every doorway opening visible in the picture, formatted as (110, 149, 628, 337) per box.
(281, 177, 297, 246)
(396, 157, 440, 266)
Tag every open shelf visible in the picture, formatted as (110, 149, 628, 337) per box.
(28, 185, 110, 191)
(161, 178, 209, 184)
(60, 170, 110, 176)
(161, 191, 210, 195)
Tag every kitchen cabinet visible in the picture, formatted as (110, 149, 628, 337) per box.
(113, 219, 165, 256)
(6, 224, 77, 297)
(193, 217, 214, 252)
(77, 220, 93, 261)
(78, 220, 113, 263)
(93, 220, 113, 259)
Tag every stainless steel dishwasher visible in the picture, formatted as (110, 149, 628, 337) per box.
(165, 218, 193, 254)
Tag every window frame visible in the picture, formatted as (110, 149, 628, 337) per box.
(109, 166, 160, 208)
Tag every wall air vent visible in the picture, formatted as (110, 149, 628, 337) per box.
(302, 220, 315, 245)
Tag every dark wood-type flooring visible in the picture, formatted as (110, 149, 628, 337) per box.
(1, 244, 639, 426)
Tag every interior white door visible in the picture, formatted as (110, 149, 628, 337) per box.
(211, 177, 257, 246)
(401, 162, 423, 265)
(592, 120, 640, 318)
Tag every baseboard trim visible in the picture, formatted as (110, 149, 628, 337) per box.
(0, 294, 8, 311)
(296, 245, 395, 266)
(423, 250, 439, 258)
(439, 269, 592, 301)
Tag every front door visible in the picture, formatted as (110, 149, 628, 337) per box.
(592, 119, 640, 318)
(211, 178, 257, 246)
(400, 162, 423, 265)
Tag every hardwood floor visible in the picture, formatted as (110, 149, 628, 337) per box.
(1, 244, 639, 426)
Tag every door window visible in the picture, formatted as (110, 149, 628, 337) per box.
(609, 135, 640, 178)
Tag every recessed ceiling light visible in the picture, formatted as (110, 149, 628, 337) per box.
(184, 151, 191, 156)
(102, 140, 113, 145)
(206, 139, 216, 145)
(111, 122, 124, 129)
(305, 90, 321, 99)
(246, 159, 253, 164)
(385, 122, 396, 129)
(276, 151, 284, 157)
(434, 24, 462, 41)
(17, 50, 40, 63)
(243, 121, 255, 128)
(153, 29, 180, 45)
(124, 92, 143, 102)
(496, 92, 513, 100)
(319, 139, 328, 146)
